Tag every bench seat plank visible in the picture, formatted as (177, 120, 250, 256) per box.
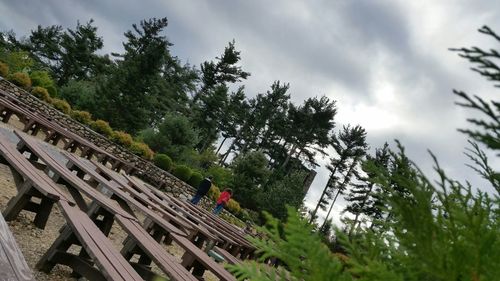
(55, 201, 143, 281)
(0, 213, 34, 281)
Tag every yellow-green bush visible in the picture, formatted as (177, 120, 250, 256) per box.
(226, 199, 241, 214)
(129, 141, 154, 160)
(0, 61, 9, 77)
(31, 86, 51, 102)
(111, 131, 133, 147)
(70, 110, 93, 124)
(9, 72, 31, 89)
(30, 70, 52, 87)
(91, 119, 113, 137)
(50, 98, 71, 114)
(208, 185, 221, 201)
(172, 165, 193, 182)
(153, 153, 173, 171)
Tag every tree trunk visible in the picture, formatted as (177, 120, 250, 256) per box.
(348, 183, 374, 237)
(320, 189, 342, 230)
(309, 154, 346, 223)
(216, 137, 228, 154)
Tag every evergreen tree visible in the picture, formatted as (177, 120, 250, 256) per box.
(25, 20, 111, 85)
(309, 125, 367, 223)
(194, 40, 250, 103)
(343, 143, 390, 235)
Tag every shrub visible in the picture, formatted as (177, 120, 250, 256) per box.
(9, 72, 31, 89)
(153, 154, 173, 171)
(50, 98, 71, 114)
(91, 119, 113, 137)
(70, 110, 93, 124)
(188, 171, 204, 187)
(208, 185, 221, 201)
(30, 71, 54, 89)
(0, 61, 9, 77)
(226, 199, 241, 214)
(45, 85, 58, 97)
(111, 131, 133, 147)
(172, 165, 193, 182)
(31, 86, 50, 102)
(129, 141, 154, 160)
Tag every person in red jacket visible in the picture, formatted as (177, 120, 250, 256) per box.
(213, 188, 232, 215)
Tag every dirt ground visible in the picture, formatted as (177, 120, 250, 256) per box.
(0, 119, 218, 280)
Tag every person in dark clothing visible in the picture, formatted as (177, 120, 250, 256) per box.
(190, 176, 213, 204)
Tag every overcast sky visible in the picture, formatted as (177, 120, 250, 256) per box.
(1, 0, 499, 226)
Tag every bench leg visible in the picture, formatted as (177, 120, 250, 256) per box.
(36, 225, 75, 273)
(33, 197, 54, 228)
(3, 182, 33, 221)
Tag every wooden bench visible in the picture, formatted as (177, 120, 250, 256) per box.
(171, 233, 237, 281)
(0, 132, 75, 229)
(0, 95, 135, 174)
(213, 246, 242, 265)
(0, 213, 34, 281)
(15, 134, 205, 280)
(37, 201, 144, 281)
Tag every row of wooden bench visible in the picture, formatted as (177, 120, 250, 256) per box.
(0, 130, 244, 280)
(0, 92, 136, 174)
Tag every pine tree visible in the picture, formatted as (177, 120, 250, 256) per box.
(309, 125, 367, 223)
(343, 143, 390, 235)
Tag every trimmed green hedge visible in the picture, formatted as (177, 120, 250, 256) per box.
(154, 154, 173, 171)
(188, 171, 203, 187)
(172, 165, 192, 182)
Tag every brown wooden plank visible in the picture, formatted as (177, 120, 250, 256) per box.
(14, 131, 136, 221)
(57, 201, 143, 281)
(116, 215, 197, 281)
(0, 134, 72, 203)
(171, 233, 236, 281)
(0, 213, 34, 281)
(63, 152, 188, 237)
(213, 246, 242, 265)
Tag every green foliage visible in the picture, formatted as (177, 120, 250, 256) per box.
(110, 130, 133, 147)
(140, 113, 199, 163)
(59, 79, 97, 110)
(0, 51, 34, 73)
(50, 98, 71, 114)
(9, 72, 31, 89)
(256, 171, 307, 220)
(91, 119, 113, 136)
(26, 20, 110, 85)
(207, 165, 233, 188)
(228, 208, 350, 281)
(172, 164, 193, 182)
(129, 141, 154, 160)
(31, 86, 51, 102)
(153, 154, 173, 171)
(230, 151, 270, 209)
(30, 71, 55, 92)
(188, 171, 204, 187)
(93, 18, 197, 134)
(45, 85, 57, 98)
(0, 61, 9, 77)
(70, 110, 93, 124)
